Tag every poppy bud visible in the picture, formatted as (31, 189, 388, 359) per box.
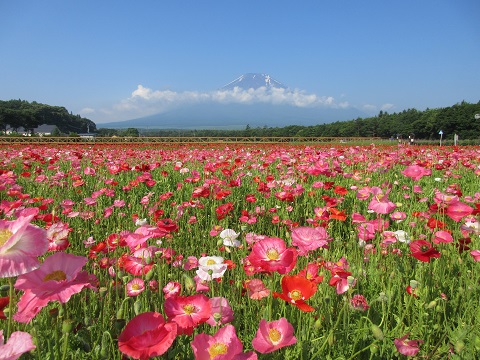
(183, 274, 195, 292)
(134, 300, 142, 315)
(62, 319, 73, 334)
(371, 324, 384, 340)
(426, 300, 437, 309)
(327, 332, 335, 346)
(145, 266, 156, 281)
(100, 331, 110, 359)
(409, 280, 419, 289)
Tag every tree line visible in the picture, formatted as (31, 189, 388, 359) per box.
(1, 99, 479, 140)
(99, 101, 480, 140)
(0, 99, 96, 135)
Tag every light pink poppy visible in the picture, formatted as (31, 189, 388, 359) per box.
(46, 221, 71, 251)
(118, 312, 177, 360)
(183, 256, 198, 270)
(356, 186, 371, 200)
(401, 165, 432, 181)
(191, 324, 244, 360)
(432, 230, 453, 244)
(252, 318, 297, 354)
(368, 193, 396, 214)
(291, 227, 331, 256)
(0, 210, 49, 278)
(390, 211, 407, 222)
(394, 333, 423, 356)
(13, 252, 97, 323)
(163, 281, 181, 299)
(0, 330, 36, 360)
(244, 279, 270, 300)
(247, 237, 297, 275)
(126, 278, 145, 297)
(206, 297, 234, 326)
(164, 294, 211, 335)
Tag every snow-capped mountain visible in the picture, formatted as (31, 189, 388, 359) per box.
(221, 73, 286, 90)
(99, 73, 366, 129)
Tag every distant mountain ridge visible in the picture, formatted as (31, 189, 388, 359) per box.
(100, 73, 366, 129)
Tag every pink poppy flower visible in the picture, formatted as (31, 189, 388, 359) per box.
(350, 294, 370, 312)
(401, 165, 431, 181)
(244, 279, 270, 300)
(298, 263, 324, 284)
(446, 201, 474, 222)
(191, 324, 244, 360)
(247, 237, 297, 275)
(46, 221, 71, 251)
(329, 269, 355, 294)
(126, 278, 145, 297)
(13, 252, 97, 323)
(390, 211, 407, 222)
(394, 333, 423, 356)
(206, 297, 234, 326)
(432, 230, 453, 244)
(291, 227, 331, 256)
(0, 210, 49, 278)
(0, 330, 36, 360)
(164, 294, 211, 335)
(194, 275, 210, 292)
(183, 256, 198, 270)
(368, 193, 396, 214)
(118, 312, 177, 360)
(123, 248, 154, 276)
(252, 318, 297, 354)
(470, 250, 480, 262)
(163, 281, 181, 299)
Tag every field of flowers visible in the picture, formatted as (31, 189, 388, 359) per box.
(0, 142, 479, 359)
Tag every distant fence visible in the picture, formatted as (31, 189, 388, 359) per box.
(0, 136, 381, 145)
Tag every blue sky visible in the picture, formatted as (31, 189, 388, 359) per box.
(1, 1, 479, 124)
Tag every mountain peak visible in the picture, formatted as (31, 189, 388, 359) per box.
(221, 73, 287, 90)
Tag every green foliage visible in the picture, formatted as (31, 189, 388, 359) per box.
(129, 101, 480, 140)
(0, 99, 96, 134)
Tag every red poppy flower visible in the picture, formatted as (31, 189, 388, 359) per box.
(409, 240, 440, 262)
(0, 296, 9, 320)
(273, 275, 317, 312)
(215, 202, 234, 220)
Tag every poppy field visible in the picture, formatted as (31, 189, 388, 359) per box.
(0, 142, 479, 359)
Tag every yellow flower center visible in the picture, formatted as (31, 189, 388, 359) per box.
(206, 259, 216, 265)
(266, 248, 279, 260)
(43, 270, 67, 282)
(208, 342, 228, 358)
(289, 289, 303, 301)
(269, 328, 282, 343)
(131, 283, 141, 291)
(0, 229, 13, 247)
(183, 304, 196, 314)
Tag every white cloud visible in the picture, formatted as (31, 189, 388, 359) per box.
(361, 103, 396, 115)
(89, 84, 384, 123)
(79, 107, 95, 115)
